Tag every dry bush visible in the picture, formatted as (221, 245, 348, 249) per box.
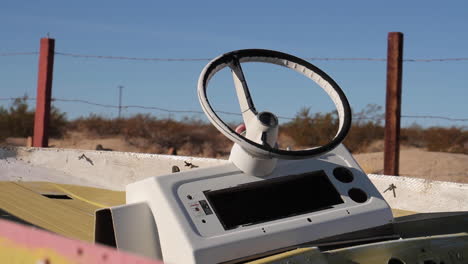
(344, 104, 385, 153)
(401, 124, 426, 148)
(282, 104, 467, 154)
(282, 107, 338, 148)
(67, 114, 232, 157)
(282, 105, 385, 153)
(61, 110, 468, 156)
(401, 125, 467, 154)
(344, 121, 384, 153)
(424, 127, 467, 154)
(2, 99, 465, 157)
(0, 97, 67, 141)
(145, 119, 231, 157)
(68, 114, 121, 136)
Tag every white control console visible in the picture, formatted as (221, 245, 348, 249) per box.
(126, 145, 392, 264)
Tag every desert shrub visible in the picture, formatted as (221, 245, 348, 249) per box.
(424, 127, 467, 154)
(342, 104, 385, 152)
(401, 124, 426, 148)
(282, 104, 466, 154)
(400, 124, 467, 154)
(0, 107, 9, 141)
(344, 121, 384, 153)
(67, 114, 232, 157)
(283, 105, 385, 153)
(353, 104, 385, 125)
(136, 117, 230, 157)
(49, 106, 68, 138)
(2, 98, 465, 156)
(68, 114, 121, 135)
(0, 97, 67, 141)
(2, 97, 35, 138)
(282, 107, 338, 147)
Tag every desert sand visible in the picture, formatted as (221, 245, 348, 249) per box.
(354, 148, 468, 183)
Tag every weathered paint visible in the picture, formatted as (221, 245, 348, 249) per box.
(247, 233, 468, 264)
(0, 182, 125, 241)
(0, 146, 227, 190)
(0, 219, 162, 264)
(369, 174, 468, 213)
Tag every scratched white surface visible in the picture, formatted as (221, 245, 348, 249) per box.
(1, 147, 467, 212)
(0, 147, 228, 190)
(369, 174, 468, 212)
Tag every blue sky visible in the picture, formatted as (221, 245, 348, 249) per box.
(1, 1, 467, 127)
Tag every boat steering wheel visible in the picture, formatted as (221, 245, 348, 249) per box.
(198, 49, 352, 161)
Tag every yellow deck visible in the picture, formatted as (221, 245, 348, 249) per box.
(0, 181, 124, 242)
(0, 181, 412, 243)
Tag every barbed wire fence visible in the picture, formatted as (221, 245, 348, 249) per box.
(1, 50, 468, 125)
(1, 96, 467, 123)
(2, 50, 468, 62)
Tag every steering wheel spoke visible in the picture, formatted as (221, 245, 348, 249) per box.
(228, 57, 257, 124)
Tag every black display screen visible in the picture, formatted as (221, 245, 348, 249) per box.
(204, 170, 344, 230)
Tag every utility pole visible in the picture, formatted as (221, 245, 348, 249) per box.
(118, 85, 123, 119)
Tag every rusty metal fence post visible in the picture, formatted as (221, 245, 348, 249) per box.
(384, 32, 403, 176)
(33, 38, 55, 147)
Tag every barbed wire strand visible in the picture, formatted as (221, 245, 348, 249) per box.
(55, 52, 468, 62)
(3, 51, 467, 63)
(1, 96, 467, 122)
(401, 115, 468, 122)
(55, 52, 211, 62)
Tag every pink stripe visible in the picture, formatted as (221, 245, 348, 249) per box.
(0, 219, 164, 263)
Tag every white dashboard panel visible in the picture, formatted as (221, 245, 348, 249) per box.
(126, 145, 393, 264)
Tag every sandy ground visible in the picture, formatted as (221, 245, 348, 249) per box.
(354, 148, 468, 183)
(4, 135, 467, 184)
(4, 133, 144, 153)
